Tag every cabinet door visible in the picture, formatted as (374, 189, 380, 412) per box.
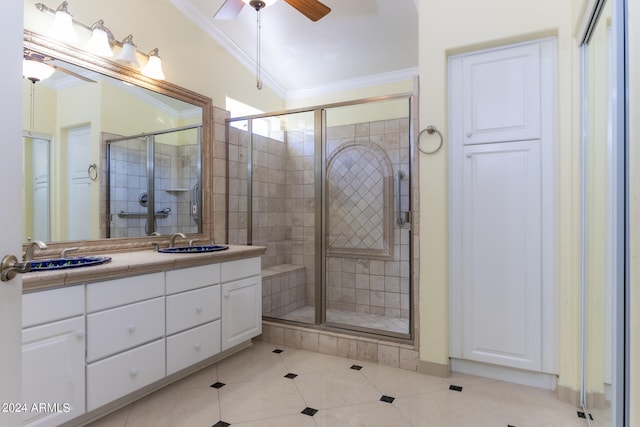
(22, 316, 85, 426)
(461, 140, 542, 371)
(461, 43, 541, 145)
(221, 275, 262, 351)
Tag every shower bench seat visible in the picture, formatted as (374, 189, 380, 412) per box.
(261, 264, 306, 318)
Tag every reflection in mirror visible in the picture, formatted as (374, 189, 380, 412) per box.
(21, 30, 210, 246)
(583, 0, 615, 424)
(105, 125, 201, 238)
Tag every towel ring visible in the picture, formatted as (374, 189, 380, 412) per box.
(417, 125, 444, 154)
(87, 163, 98, 181)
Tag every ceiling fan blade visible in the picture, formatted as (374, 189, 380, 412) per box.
(50, 64, 97, 83)
(214, 0, 245, 20)
(284, 0, 331, 21)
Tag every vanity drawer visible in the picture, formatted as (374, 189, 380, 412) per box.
(87, 272, 164, 312)
(166, 285, 221, 335)
(22, 285, 84, 328)
(220, 257, 260, 283)
(166, 263, 220, 294)
(86, 339, 165, 411)
(86, 297, 164, 362)
(166, 320, 221, 375)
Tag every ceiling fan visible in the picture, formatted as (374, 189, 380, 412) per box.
(214, 0, 330, 89)
(23, 50, 97, 84)
(214, 0, 331, 22)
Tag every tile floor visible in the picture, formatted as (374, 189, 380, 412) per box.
(278, 305, 409, 334)
(87, 341, 606, 427)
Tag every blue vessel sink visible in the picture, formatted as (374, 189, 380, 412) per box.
(27, 256, 112, 272)
(158, 245, 229, 254)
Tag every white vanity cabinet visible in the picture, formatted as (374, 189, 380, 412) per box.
(221, 258, 262, 351)
(22, 286, 86, 427)
(21, 249, 264, 425)
(165, 264, 221, 375)
(85, 273, 165, 411)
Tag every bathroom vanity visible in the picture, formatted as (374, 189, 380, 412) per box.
(20, 245, 264, 427)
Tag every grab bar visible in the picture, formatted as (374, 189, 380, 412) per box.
(118, 208, 171, 219)
(397, 170, 406, 226)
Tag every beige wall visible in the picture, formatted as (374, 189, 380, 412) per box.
(418, 0, 582, 392)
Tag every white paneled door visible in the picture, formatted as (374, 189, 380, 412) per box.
(0, 0, 25, 425)
(67, 126, 92, 240)
(450, 38, 557, 376)
(462, 140, 542, 370)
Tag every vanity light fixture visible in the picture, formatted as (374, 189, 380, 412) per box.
(48, 1, 78, 43)
(34, 2, 166, 79)
(115, 34, 140, 68)
(141, 49, 165, 80)
(87, 20, 113, 57)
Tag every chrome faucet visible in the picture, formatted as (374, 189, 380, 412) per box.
(24, 241, 47, 261)
(60, 247, 79, 258)
(169, 233, 187, 248)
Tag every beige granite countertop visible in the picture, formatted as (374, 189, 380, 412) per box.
(22, 244, 266, 293)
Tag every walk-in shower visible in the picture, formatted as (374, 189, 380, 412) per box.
(104, 124, 202, 238)
(227, 94, 414, 339)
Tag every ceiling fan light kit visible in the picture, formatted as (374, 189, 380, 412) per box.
(31, 2, 166, 80)
(22, 55, 56, 83)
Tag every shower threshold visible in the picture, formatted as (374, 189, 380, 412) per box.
(277, 305, 409, 335)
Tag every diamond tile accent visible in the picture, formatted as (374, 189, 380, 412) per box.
(380, 395, 395, 403)
(326, 144, 391, 255)
(449, 385, 463, 392)
(284, 373, 298, 379)
(301, 407, 318, 416)
(350, 365, 363, 370)
(210, 382, 226, 389)
(212, 422, 230, 427)
(273, 349, 284, 354)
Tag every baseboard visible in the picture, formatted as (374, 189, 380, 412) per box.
(417, 359, 450, 377)
(450, 358, 558, 390)
(556, 384, 580, 406)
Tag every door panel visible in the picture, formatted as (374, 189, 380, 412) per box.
(463, 44, 541, 145)
(462, 140, 542, 371)
(67, 126, 92, 240)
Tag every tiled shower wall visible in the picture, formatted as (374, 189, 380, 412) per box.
(227, 117, 409, 319)
(325, 119, 411, 320)
(105, 138, 198, 238)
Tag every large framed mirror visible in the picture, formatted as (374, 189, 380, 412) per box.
(22, 30, 213, 254)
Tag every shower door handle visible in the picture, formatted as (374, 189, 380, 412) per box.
(397, 170, 407, 226)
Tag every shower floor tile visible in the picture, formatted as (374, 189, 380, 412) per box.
(276, 305, 409, 334)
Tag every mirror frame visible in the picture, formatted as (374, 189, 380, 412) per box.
(23, 29, 214, 256)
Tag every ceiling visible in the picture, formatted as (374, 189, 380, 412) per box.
(170, 0, 419, 100)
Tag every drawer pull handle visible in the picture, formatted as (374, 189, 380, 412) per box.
(196, 306, 202, 313)
(129, 368, 138, 377)
(195, 343, 201, 351)
(128, 324, 136, 333)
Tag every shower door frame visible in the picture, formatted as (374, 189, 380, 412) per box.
(105, 123, 203, 237)
(232, 92, 416, 341)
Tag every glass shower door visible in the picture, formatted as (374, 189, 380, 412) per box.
(250, 112, 318, 325)
(323, 97, 412, 337)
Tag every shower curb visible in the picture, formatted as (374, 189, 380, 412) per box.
(258, 320, 420, 372)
